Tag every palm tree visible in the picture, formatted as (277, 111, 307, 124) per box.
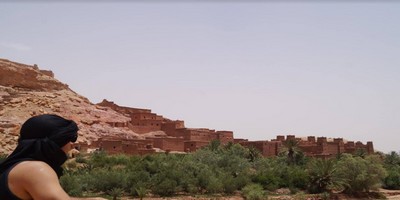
(307, 158, 345, 193)
(247, 146, 262, 162)
(280, 138, 304, 165)
(208, 139, 221, 152)
(135, 187, 147, 200)
(108, 187, 123, 200)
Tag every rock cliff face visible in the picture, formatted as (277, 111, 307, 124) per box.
(0, 58, 139, 154)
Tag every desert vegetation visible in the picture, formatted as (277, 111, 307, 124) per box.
(54, 142, 400, 199)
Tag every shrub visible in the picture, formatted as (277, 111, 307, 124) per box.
(75, 154, 88, 163)
(241, 183, 266, 200)
(206, 176, 224, 194)
(108, 187, 123, 200)
(134, 187, 147, 200)
(284, 165, 309, 190)
(59, 173, 83, 197)
(307, 158, 344, 193)
(152, 178, 178, 196)
(383, 165, 400, 189)
(335, 154, 387, 194)
(88, 169, 127, 193)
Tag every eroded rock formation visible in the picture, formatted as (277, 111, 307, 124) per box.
(0, 59, 137, 154)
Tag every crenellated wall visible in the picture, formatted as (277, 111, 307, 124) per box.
(94, 100, 374, 158)
(237, 135, 374, 158)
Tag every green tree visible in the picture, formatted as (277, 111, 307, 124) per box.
(247, 146, 262, 162)
(335, 154, 387, 194)
(383, 165, 400, 189)
(307, 158, 344, 193)
(279, 138, 305, 165)
(384, 151, 400, 166)
(208, 139, 221, 152)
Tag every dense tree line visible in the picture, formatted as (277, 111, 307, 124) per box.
(2, 141, 400, 200)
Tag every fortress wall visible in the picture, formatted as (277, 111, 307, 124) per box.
(216, 131, 234, 144)
(151, 137, 185, 152)
(265, 141, 282, 157)
(131, 113, 159, 120)
(122, 143, 139, 154)
(276, 135, 285, 141)
(239, 141, 281, 157)
(131, 119, 162, 127)
(324, 142, 340, 155)
(184, 129, 216, 141)
(129, 125, 161, 134)
(161, 123, 178, 136)
(101, 140, 123, 154)
(184, 141, 210, 152)
(160, 121, 185, 136)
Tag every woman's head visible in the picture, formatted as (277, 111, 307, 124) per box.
(19, 114, 78, 148)
(0, 114, 79, 177)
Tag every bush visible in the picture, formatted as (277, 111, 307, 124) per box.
(335, 154, 387, 194)
(75, 154, 88, 163)
(383, 165, 400, 189)
(205, 176, 224, 194)
(241, 183, 266, 200)
(88, 169, 127, 193)
(135, 187, 147, 200)
(152, 178, 178, 196)
(307, 158, 344, 193)
(108, 187, 124, 200)
(60, 173, 83, 197)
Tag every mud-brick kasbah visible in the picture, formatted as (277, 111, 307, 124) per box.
(0, 58, 374, 158)
(75, 100, 373, 158)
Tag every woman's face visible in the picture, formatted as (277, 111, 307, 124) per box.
(61, 142, 73, 154)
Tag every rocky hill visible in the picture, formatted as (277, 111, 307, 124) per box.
(0, 58, 141, 154)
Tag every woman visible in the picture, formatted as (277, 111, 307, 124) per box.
(0, 114, 79, 200)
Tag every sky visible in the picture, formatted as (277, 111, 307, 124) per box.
(1, 1, 399, 153)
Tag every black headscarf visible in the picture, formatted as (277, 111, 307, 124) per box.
(0, 114, 78, 177)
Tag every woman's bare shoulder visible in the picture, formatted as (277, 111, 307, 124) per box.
(12, 161, 57, 180)
(10, 161, 69, 199)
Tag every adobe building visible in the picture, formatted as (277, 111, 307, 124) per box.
(237, 135, 374, 158)
(184, 141, 210, 152)
(148, 137, 185, 152)
(95, 100, 374, 158)
(88, 137, 155, 155)
(239, 140, 282, 157)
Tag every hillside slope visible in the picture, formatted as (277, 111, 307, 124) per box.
(0, 58, 140, 154)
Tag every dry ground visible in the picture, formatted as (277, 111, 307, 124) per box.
(76, 189, 400, 200)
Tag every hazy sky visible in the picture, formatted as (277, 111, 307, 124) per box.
(1, 1, 399, 153)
